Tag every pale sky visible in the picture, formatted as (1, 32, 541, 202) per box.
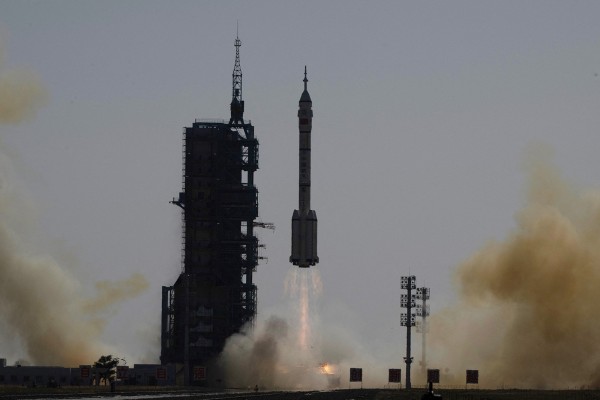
(1, 1, 600, 365)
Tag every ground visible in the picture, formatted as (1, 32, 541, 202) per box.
(1, 387, 600, 400)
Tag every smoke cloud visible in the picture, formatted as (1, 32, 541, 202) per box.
(429, 146, 600, 389)
(219, 270, 331, 389)
(83, 273, 149, 314)
(0, 44, 46, 124)
(0, 43, 148, 366)
(219, 316, 292, 389)
(218, 269, 392, 389)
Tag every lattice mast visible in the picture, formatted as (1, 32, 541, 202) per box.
(228, 32, 263, 326)
(416, 287, 430, 376)
(230, 32, 244, 125)
(401, 275, 417, 389)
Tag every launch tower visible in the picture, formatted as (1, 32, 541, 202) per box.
(161, 35, 259, 384)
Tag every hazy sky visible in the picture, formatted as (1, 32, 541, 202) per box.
(1, 1, 600, 366)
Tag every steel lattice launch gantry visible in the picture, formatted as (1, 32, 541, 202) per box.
(161, 34, 259, 384)
(290, 67, 319, 268)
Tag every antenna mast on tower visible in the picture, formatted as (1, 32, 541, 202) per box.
(230, 29, 244, 124)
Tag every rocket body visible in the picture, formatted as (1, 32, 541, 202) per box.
(290, 68, 318, 268)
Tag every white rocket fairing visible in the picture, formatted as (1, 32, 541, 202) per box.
(290, 67, 319, 268)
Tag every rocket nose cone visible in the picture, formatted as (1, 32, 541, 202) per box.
(300, 90, 311, 103)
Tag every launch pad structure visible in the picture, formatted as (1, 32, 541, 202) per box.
(160, 34, 260, 384)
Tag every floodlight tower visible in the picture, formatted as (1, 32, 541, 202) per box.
(416, 287, 430, 376)
(401, 275, 416, 389)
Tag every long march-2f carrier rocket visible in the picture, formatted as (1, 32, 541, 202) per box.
(290, 67, 319, 268)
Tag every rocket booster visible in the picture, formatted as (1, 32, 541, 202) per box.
(290, 67, 319, 268)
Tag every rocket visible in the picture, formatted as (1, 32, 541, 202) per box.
(290, 67, 319, 268)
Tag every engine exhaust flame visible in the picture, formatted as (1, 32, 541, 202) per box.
(286, 268, 322, 350)
(220, 268, 336, 389)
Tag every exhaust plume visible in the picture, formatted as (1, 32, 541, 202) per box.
(430, 146, 600, 388)
(219, 269, 330, 389)
(219, 268, 391, 389)
(0, 43, 147, 366)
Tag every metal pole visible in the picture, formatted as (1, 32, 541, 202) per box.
(184, 273, 190, 386)
(421, 294, 427, 375)
(416, 287, 430, 380)
(405, 280, 412, 389)
(401, 276, 416, 389)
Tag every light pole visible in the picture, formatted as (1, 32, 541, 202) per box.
(401, 275, 416, 389)
(416, 287, 430, 378)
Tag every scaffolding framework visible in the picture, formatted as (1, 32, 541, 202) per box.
(161, 119, 259, 377)
(161, 36, 260, 383)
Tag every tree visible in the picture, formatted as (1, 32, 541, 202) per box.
(93, 355, 125, 386)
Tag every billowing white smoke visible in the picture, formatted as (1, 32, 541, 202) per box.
(219, 268, 392, 389)
(219, 269, 329, 389)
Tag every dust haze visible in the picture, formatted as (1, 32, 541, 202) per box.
(0, 44, 148, 366)
(430, 146, 600, 389)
